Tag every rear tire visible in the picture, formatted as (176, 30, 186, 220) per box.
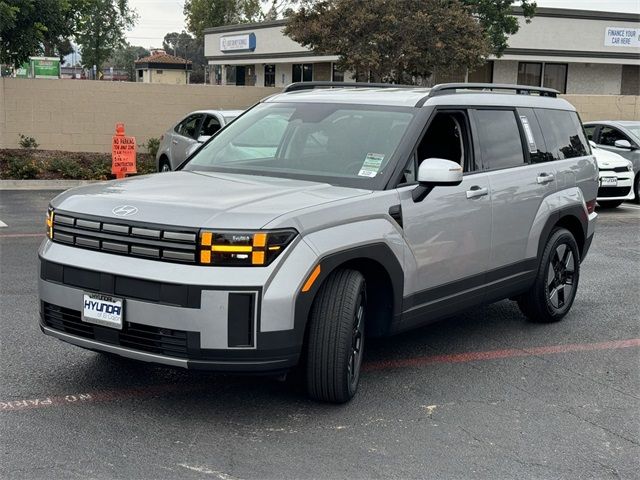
(517, 228, 580, 323)
(306, 269, 366, 403)
(597, 200, 623, 208)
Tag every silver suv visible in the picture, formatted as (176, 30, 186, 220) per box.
(39, 82, 598, 403)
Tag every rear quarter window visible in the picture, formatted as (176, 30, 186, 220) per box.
(534, 109, 589, 159)
(518, 107, 553, 163)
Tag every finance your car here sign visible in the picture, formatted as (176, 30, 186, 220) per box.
(604, 27, 640, 48)
(220, 33, 256, 52)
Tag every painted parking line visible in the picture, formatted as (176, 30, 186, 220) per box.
(0, 219, 7, 227)
(363, 338, 640, 371)
(0, 233, 43, 238)
(2, 338, 638, 413)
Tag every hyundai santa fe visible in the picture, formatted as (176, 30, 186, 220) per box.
(39, 82, 598, 403)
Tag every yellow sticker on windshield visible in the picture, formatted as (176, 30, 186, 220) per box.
(358, 153, 384, 177)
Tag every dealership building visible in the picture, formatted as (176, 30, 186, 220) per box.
(204, 7, 639, 95)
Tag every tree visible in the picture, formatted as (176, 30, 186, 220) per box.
(183, 0, 263, 38)
(107, 43, 148, 81)
(463, 0, 536, 56)
(74, 0, 137, 75)
(0, 0, 78, 67)
(284, 0, 491, 84)
(163, 31, 206, 83)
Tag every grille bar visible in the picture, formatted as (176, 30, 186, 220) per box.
(43, 302, 193, 358)
(51, 211, 198, 264)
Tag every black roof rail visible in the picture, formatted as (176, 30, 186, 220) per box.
(282, 81, 415, 93)
(428, 83, 559, 98)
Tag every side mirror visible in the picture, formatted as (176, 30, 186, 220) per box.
(614, 139, 633, 149)
(413, 158, 463, 202)
(197, 135, 211, 143)
(589, 140, 597, 149)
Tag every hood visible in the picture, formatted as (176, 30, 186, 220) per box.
(592, 147, 630, 169)
(50, 171, 371, 229)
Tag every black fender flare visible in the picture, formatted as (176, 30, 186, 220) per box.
(292, 243, 404, 346)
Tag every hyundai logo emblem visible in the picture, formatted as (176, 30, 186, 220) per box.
(112, 205, 138, 216)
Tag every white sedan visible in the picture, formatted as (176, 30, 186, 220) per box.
(155, 109, 244, 172)
(590, 140, 635, 208)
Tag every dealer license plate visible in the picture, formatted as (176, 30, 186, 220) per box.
(82, 293, 123, 330)
(600, 177, 618, 187)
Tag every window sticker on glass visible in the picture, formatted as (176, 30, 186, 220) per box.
(520, 115, 538, 153)
(358, 153, 385, 177)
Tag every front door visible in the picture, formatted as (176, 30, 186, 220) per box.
(399, 110, 492, 328)
(171, 114, 202, 168)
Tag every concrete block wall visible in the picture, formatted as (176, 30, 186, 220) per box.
(0, 78, 279, 152)
(0, 78, 637, 154)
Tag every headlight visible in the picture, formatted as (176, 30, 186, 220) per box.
(46, 207, 54, 239)
(198, 229, 297, 266)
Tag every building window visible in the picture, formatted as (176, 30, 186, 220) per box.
(543, 63, 567, 94)
(137, 70, 143, 79)
(264, 64, 275, 87)
(332, 63, 344, 82)
(517, 62, 542, 87)
(468, 61, 494, 83)
(293, 63, 313, 82)
(518, 62, 567, 93)
(156, 70, 163, 74)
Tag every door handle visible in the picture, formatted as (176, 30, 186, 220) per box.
(466, 186, 488, 199)
(537, 173, 555, 184)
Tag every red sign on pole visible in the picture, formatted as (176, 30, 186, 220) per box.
(111, 123, 137, 179)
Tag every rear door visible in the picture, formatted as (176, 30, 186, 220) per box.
(470, 107, 555, 298)
(171, 114, 203, 168)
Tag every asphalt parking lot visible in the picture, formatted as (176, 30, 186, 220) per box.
(1, 189, 639, 480)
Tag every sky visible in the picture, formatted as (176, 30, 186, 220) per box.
(125, 0, 640, 48)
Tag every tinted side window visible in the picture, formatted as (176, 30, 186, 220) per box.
(599, 126, 629, 147)
(175, 115, 201, 139)
(518, 107, 553, 163)
(474, 110, 525, 170)
(583, 124, 597, 141)
(535, 109, 588, 159)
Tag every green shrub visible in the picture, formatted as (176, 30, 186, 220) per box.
(4, 156, 41, 179)
(144, 137, 161, 158)
(47, 157, 88, 179)
(87, 159, 112, 180)
(18, 134, 39, 149)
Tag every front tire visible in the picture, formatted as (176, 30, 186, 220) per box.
(517, 228, 580, 323)
(597, 200, 624, 208)
(306, 269, 366, 403)
(634, 174, 639, 204)
(159, 158, 171, 172)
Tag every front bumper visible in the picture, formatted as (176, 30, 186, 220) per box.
(597, 170, 635, 201)
(38, 237, 319, 372)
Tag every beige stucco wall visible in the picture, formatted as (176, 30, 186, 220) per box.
(0, 78, 637, 154)
(0, 78, 278, 152)
(564, 94, 639, 121)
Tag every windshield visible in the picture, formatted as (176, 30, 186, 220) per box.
(183, 102, 415, 188)
(625, 125, 640, 140)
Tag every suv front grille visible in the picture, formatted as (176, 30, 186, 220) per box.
(51, 211, 198, 264)
(599, 166, 629, 173)
(42, 302, 195, 358)
(598, 186, 631, 198)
